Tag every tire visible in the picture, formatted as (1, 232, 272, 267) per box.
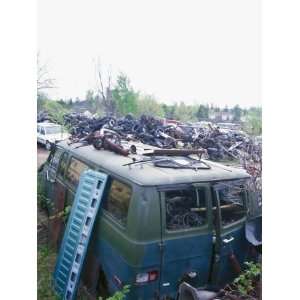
(45, 141, 52, 151)
(93, 138, 103, 150)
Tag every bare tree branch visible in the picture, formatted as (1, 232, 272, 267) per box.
(94, 59, 115, 115)
(97, 65, 106, 100)
(37, 52, 56, 93)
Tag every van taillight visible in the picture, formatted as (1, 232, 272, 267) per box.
(135, 270, 158, 284)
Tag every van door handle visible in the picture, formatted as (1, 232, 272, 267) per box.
(223, 236, 234, 244)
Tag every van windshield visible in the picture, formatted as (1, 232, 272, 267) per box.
(165, 188, 207, 231)
(213, 180, 247, 227)
(46, 126, 62, 134)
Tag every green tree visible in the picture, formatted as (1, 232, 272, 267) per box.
(174, 102, 197, 122)
(112, 73, 139, 116)
(196, 104, 209, 120)
(223, 105, 229, 113)
(244, 107, 262, 135)
(232, 104, 242, 122)
(37, 93, 48, 111)
(85, 89, 102, 114)
(137, 94, 164, 117)
(38, 98, 69, 124)
(161, 103, 176, 119)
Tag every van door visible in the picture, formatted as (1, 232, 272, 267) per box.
(45, 148, 69, 248)
(159, 184, 213, 298)
(210, 180, 249, 286)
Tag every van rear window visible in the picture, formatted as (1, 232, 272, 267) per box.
(213, 181, 247, 227)
(103, 180, 132, 227)
(165, 188, 207, 231)
(66, 157, 89, 188)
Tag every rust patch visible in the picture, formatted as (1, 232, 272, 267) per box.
(49, 183, 66, 249)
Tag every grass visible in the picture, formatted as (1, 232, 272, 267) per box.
(37, 243, 90, 300)
(37, 245, 60, 300)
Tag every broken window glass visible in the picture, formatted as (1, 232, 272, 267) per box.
(165, 188, 207, 231)
(214, 180, 247, 227)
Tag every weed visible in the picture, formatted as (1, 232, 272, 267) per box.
(99, 285, 130, 300)
(233, 261, 261, 296)
(37, 245, 60, 300)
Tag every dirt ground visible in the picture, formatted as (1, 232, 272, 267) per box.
(37, 144, 49, 169)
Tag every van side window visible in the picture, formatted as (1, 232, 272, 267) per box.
(103, 180, 132, 227)
(66, 157, 89, 188)
(165, 188, 207, 231)
(41, 127, 45, 135)
(57, 152, 69, 178)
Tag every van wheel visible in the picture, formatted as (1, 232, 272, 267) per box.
(97, 268, 110, 299)
(46, 141, 52, 151)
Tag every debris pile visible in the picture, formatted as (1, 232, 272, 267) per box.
(64, 113, 260, 159)
(63, 112, 262, 205)
(37, 110, 55, 123)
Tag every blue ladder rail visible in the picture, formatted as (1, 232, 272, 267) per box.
(53, 169, 108, 300)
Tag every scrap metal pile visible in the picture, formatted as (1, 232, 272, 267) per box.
(63, 112, 260, 160)
(63, 112, 262, 203)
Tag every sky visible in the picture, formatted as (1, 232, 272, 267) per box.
(38, 0, 260, 108)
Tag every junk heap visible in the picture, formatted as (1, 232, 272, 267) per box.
(63, 112, 262, 201)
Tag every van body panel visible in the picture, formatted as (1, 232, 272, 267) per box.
(160, 234, 213, 298)
(94, 238, 160, 299)
(213, 224, 249, 286)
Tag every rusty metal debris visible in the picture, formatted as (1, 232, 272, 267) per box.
(63, 113, 262, 201)
(64, 113, 260, 158)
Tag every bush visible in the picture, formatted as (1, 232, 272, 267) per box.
(233, 262, 261, 296)
(99, 285, 130, 300)
(37, 98, 70, 125)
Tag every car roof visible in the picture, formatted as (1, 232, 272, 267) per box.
(38, 122, 61, 127)
(57, 140, 250, 186)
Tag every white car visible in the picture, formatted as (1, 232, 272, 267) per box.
(37, 122, 70, 150)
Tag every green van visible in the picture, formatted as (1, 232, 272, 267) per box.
(39, 140, 261, 300)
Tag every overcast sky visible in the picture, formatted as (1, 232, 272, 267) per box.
(38, 0, 260, 108)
